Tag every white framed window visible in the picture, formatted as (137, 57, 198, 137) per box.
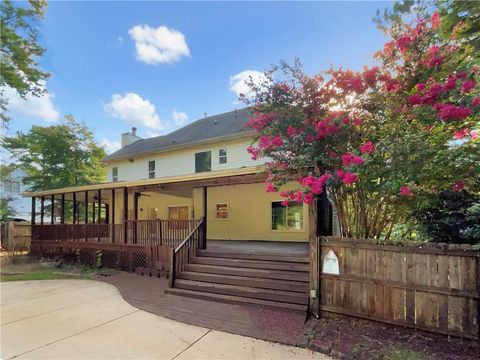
(148, 160, 155, 179)
(219, 149, 227, 164)
(12, 180, 21, 193)
(215, 203, 229, 220)
(271, 201, 303, 231)
(112, 167, 118, 182)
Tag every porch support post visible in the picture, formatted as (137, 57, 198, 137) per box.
(133, 192, 139, 244)
(85, 191, 88, 242)
(60, 194, 65, 224)
(123, 187, 128, 244)
(40, 196, 45, 225)
(31, 197, 36, 225)
(309, 200, 320, 318)
(202, 186, 207, 249)
(105, 204, 109, 224)
(92, 200, 96, 224)
(73, 192, 77, 224)
(97, 190, 101, 242)
(50, 194, 55, 224)
(111, 189, 116, 243)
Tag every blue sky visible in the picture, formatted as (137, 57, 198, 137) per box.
(6, 1, 391, 154)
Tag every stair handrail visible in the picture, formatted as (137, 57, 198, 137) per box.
(169, 217, 205, 287)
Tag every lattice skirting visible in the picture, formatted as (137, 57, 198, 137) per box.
(30, 240, 170, 272)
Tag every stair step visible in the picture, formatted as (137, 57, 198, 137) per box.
(185, 264, 309, 282)
(196, 250, 308, 263)
(190, 256, 309, 272)
(179, 271, 308, 293)
(165, 288, 308, 312)
(175, 279, 308, 305)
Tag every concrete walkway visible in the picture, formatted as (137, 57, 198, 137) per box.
(0, 280, 330, 360)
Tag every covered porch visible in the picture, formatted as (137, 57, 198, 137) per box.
(25, 167, 267, 248)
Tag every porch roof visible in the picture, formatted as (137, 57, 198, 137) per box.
(22, 166, 264, 197)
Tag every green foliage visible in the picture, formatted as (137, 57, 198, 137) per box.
(437, 0, 480, 54)
(386, 347, 424, 360)
(0, 0, 49, 125)
(0, 196, 16, 220)
(3, 115, 107, 191)
(95, 250, 102, 269)
(412, 190, 480, 244)
(0, 164, 16, 220)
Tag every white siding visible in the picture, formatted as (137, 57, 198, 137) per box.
(107, 138, 264, 182)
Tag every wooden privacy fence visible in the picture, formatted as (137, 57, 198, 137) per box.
(1, 222, 31, 250)
(312, 236, 479, 340)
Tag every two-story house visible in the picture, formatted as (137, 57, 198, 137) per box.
(103, 108, 310, 242)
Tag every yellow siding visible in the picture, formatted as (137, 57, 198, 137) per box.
(203, 183, 308, 242)
(109, 183, 308, 242)
(110, 191, 194, 223)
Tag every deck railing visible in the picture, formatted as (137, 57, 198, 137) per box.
(169, 217, 206, 287)
(32, 219, 201, 248)
(125, 219, 198, 247)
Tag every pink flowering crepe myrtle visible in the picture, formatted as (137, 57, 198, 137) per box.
(244, 9, 478, 207)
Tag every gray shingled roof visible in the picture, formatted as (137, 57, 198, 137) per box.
(103, 108, 252, 162)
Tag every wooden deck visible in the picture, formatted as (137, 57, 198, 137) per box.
(206, 240, 309, 256)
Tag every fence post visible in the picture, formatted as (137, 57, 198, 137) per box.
(309, 204, 320, 317)
(477, 255, 480, 344)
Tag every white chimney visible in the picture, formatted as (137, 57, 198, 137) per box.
(121, 127, 142, 147)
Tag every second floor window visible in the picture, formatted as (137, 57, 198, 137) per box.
(219, 149, 227, 164)
(112, 167, 118, 182)
(195, 151, 211, 173)
(148, 161, 155, 178)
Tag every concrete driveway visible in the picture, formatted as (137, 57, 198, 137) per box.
(0, 280, 330, 360)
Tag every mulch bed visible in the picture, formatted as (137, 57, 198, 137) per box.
(304, 315, 479, 359)
(97, 271, 479, 359)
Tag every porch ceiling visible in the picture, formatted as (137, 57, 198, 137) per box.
(22, 166, 265, 198)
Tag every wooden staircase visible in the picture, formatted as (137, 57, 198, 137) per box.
(165, 249, 309, 312)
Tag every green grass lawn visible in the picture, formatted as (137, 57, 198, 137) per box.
(0, 268, 95, 282)
(0, 254, 97, 282)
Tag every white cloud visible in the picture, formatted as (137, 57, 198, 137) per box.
(2, 84, 60, 122)
(99, 138, 121, 154)
(145, 130, 161, 138)
(129, 24, 190, 64)
(230, 70, 267, 99)
(105, 92, 163, 129)
(172, 109, 188, 126)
